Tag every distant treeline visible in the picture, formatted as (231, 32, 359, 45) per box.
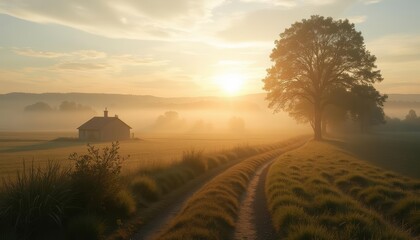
(376, 109, 420, 131)
(24, 101, 94, 113)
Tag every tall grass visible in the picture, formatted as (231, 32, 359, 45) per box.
(0, 142, 135, 239)
(180, 149, 206, 173)
(0, 161, 73, 239)
(266, 141, 420, 239)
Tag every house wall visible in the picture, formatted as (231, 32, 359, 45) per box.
(99, 121, 130, 141)
(79, 130, 100, 141)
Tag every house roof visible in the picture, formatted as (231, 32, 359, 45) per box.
(78, 117, 132, 130)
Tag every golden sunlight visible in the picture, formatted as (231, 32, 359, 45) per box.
(214, 73, 245, 96)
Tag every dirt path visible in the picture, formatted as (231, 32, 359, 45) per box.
(132, 157, 245, 240)
(132, 139, 309, 240)
(233, 159, 277, 240)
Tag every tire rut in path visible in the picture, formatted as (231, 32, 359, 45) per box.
(233, 159, 277, 240)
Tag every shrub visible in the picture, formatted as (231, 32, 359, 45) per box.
(66, 214, 105, 240)
(0, 161, 72, 239)
(105, 189, 137, 218)
(180, 149, 206, 173)
(68, 142, 128, 214)
(131, 175, 160, 202)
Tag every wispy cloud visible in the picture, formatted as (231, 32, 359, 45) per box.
(13, 48, 168, 71)
(132, 79, 199, 89)
(55, 62, 110, 71)
(239, 0, 336, 8)
(13, 48, 71, 58)
(216, 0, 362, 43)
(216, 60, 255, 66)
(362, 0, 382, 5)
(0, 0, 225, 40)
(347, 15, 367, 24)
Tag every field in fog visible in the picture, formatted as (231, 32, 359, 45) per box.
(0, 131, 303, 177)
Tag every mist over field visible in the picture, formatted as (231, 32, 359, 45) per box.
(1, 92, 419, 134)
(0, 92, 308, 134)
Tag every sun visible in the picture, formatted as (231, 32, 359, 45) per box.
(214, 73, 245, 96)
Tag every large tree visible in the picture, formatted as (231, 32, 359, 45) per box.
(263, 15, 383, 140)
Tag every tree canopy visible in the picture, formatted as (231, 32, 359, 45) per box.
(349, 85, 387, 133)
(263, 15, 383, 140)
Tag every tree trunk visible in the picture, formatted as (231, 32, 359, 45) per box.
(314, 102, 323, 141)
(360, 119, 364, 133)
(322, 119, 327, 135)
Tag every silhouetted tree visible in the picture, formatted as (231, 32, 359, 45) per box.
(59, 101, 93, 112)
(154, 111, 186, 130)
(405, 109, 418, 122)
(263, 15, 383, 140)
(24, 102, 53, 112)
(349, 85, 387, 133)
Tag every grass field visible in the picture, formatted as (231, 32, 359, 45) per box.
(266, 141, 420, 239)
(0, 131, 297, 177)
(2, 131, 419, 239)
(0, 131, 307, 239)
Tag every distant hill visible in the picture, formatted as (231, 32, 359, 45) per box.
(0, 92, 264, 112)
(387, 94, 420, 102)
(1, 92, 419, 113)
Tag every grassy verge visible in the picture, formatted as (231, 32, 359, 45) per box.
(266, 140, 420, 239)
(156, 138, 307, 239)
(0, 136, 308, 239)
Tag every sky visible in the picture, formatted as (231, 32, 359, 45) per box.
(0, 0, 419, 97)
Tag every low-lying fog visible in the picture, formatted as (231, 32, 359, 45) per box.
(0, 107, 309, 135)
(0, 92, 418, 134)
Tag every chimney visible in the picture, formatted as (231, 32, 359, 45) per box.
(104, 108, 108, 117)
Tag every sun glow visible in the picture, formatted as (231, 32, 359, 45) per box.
(214, 73, 245, 96)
